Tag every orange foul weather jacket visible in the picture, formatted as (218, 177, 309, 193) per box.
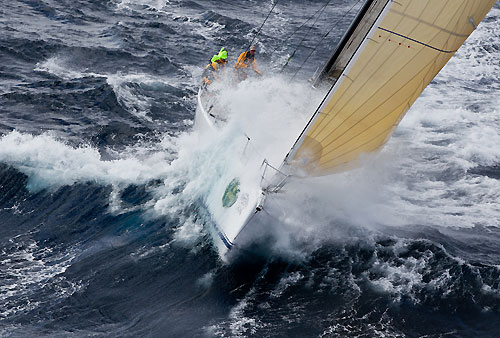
(234, 51, 262, 78)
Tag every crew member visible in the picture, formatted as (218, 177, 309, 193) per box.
(202, 47, 228, 87)
(234, 45, 262, 81)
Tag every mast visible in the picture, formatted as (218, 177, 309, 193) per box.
(313, 0, 387, 86)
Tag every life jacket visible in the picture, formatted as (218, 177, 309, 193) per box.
(234, 51, 261, 76)
(202, 60, 226, 86)
(234, 51, 254, 69)
(205, 61, 218, 72)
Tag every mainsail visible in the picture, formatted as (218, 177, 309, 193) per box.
(284, 0, 497, 176)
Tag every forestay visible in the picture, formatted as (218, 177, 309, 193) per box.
(285, 0, 497, 176)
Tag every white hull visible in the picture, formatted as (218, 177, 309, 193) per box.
(194, 89, 216, 132)
(194, 88, 267, 262)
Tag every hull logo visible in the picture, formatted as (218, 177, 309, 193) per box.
(222, 178, 240, 208)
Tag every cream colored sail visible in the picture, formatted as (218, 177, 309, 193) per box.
(287, 0, 497, 176)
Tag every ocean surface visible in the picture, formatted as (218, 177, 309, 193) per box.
(1, 0, 500, 337)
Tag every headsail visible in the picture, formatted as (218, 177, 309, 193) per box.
(285, 0, 497, 176)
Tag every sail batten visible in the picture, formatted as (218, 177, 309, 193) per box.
(286, 0, 497, 176)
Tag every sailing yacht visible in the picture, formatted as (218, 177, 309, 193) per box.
(195, 0, 498, 260)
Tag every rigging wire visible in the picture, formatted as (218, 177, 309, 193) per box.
(242, 1, 351, 191)
(271, 0, 334, 55)
(233, 1, 278, 172)
(229, 0, 363, 192)
(289, 0, 364, 80)
(248, 0, 279, 50)
(280, 0, 334, 73)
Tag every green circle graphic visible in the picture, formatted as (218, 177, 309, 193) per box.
(222, 178, 240, 208)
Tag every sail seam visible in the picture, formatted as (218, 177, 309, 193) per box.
(377, 26, 457, 53)
(282, 0, 391, 167)
(305, 1, 437, 145)
(319, 53, 444, 166)
(312, 0, 473, 168)
(314, 3, 458, 154)
(303, 0, 465, 167)
(388, 8, 470, 38)
(310, 0, 450, 144)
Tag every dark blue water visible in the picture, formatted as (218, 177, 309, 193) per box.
(1, 0, 500, 337)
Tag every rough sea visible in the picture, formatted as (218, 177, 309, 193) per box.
(1, 0, 500, 337)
